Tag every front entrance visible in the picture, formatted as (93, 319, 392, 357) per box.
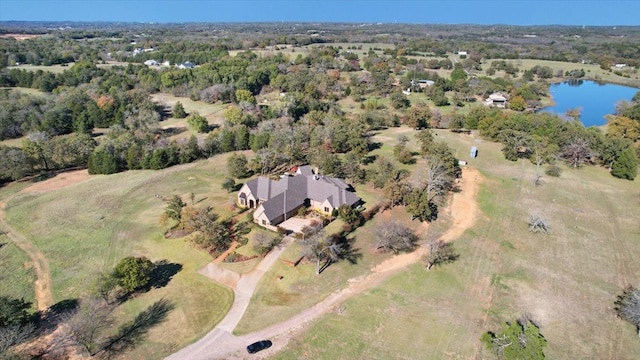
(249, 199, 255, 208)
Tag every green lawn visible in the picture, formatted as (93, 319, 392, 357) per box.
(272, 129, 640, 359)
(0, 237, 35, 304)
(1, 154, 243, 358)
(233, 206, 419, 335)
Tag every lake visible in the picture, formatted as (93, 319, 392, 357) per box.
(543, 80, 639, 127)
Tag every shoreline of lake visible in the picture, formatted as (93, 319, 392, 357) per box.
(542, 80, 639, 127)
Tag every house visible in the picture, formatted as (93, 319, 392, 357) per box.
(143, 59, 158, 66)
(132, 47, 154, 57)
(238, 165, 361, 231)
(457, 51, 468, 56)
(484, 92, 508, 108)
(177, 61, 196, 69)
(411, 79, 435, 89)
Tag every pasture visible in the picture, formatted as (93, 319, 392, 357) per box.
(151, 92, 228, 142)
(271, 129, 640, 359)
(1, 154, 244, 358)
(7, 61, 130, 74)
(0, 239, 35, 304)
(477, 58, 640, 88)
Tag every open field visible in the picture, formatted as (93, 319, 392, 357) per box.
(269, 128, 640, 359)
(151, 93, 228, 142)
(0, 136, 26, 148)
(0, 238, 36, 304)
(0, 154, 247, 358)
(477, 58, 640, 88)
(0, 34, 47, 41)
(229, 42, 395, 58)
(2, 124, 639, 359)
(233, 206, 423, 336)
(7, 61, 131, 74)
(0, 86, 46, 96)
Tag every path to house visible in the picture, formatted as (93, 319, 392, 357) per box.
(166, 167, 482, 360)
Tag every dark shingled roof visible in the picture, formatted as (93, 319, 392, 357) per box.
(245, 166, 361, 223)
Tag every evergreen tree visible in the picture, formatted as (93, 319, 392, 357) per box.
(88, 149, 119, 174)
(173, 101, 187, 119)
(611, 147, 638, 180)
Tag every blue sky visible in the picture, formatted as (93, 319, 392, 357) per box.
(1, 0, 639, 26)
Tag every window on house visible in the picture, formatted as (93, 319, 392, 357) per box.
(240, 199, 245, 206)
(262, 220, 267, 225)
(324, 207, 330, 212)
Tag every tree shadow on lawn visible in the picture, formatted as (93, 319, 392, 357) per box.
(102, 298, 175, 357)
(159, 126, 188, 137)
(319, 235, 362, 274)
(146, 260, 183, 290)
(38, 298, 80, 334)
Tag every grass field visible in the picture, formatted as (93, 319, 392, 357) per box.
(269, 128, 640, 359)
(477, 58, 640, 88)
(1, 154, 245, 358)
(0, 238, 36, 304)
(8, 61, 130, 74)
(0, 87, 46, 96)
(233, 205, 423, 336)
(151, 92, 228, 142)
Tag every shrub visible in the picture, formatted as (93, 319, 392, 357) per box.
(482, 317, 546, 359)
(545, 164, 562, 177)
(187, 112, 209, 133)
(173, 101, 187, 118)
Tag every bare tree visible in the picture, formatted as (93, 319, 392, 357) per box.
(422, 157, 454, 202)
(374, 220, 418, 253)
(300, 231, 343, 275)
(615, 286, 640, 336)
(63, 297, 115, 356)
(527, 215, 550, 234)
(0, 323, 35, 356)
(560, 138, 594, 168)
(299, 220, 323, 241)
(425, 240, 459, 269)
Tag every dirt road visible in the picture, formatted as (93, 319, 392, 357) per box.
(1, 170, 91, 311)
(0, 198, 54, 311)
(167, 167, 483, 360)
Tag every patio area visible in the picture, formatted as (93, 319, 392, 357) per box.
(279, 217, 321, 234)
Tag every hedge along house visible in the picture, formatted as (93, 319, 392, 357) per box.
(237, 165, 361, 231)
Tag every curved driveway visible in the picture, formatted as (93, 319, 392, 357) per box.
(167, 167, 482, 360)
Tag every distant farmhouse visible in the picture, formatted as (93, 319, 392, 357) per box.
(177, 61, 196, 69)
(238, 165, 361, 231)
(412, 79, 435, 89)
(484, 92, 508, 108)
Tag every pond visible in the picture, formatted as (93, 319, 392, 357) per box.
(543, 80, 639, 127)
